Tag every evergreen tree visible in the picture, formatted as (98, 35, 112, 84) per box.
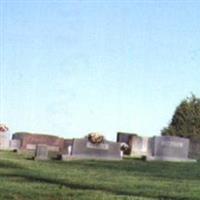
(161, 94, 200, 139)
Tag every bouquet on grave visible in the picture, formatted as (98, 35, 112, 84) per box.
(120, 143, 129, 151)
(88, 132, 104, 144)
(0, 124, 9, 132)
(120, 142, 130, 154)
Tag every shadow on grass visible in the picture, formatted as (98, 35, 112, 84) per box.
(0, 160, 27, 170)
(59, 159, 200, 181)
(0, 171, 194, 200)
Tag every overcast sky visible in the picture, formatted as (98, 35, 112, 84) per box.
(1, 0, 200, 140)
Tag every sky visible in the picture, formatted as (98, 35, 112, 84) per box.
(0, 0, 200, 141)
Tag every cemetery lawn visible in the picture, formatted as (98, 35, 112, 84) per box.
(0, 151, 200, 200)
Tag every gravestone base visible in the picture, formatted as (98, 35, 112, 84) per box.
(35, 157, 49, 161)
(61, 154, 84, 161)
(62, 154, 71, 161)
(147, 156, 197, 162)
(61, 154, 122, 161)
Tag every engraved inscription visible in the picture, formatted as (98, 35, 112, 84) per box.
(161, 141, 183, 148)
(86, 142, 109, 150)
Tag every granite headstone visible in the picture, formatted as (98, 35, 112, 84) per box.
(147, 136, 195, 162)
(63, 138, 122, 160)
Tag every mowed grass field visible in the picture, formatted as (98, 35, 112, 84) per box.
(0, 151, 199, 200)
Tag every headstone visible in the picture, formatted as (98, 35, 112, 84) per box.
(35, 144, 49, 160)
(147, 136, 196, 162)
(12, 132, 67, 153)
(117, 132, 144, 156)
(9, 139, 21, 151)
(129, 136, 151, 157)
(117, 132, 137, 144)
(63, 138, 122, 160)
(189, 138, 200, 160)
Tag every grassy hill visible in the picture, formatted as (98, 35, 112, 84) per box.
(0, 151, 199, 200)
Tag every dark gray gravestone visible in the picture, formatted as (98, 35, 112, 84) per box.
(35, 144, 48, 160)
(147, 136, 195, 162)
(117, 132, 137, 144)
(70, 138, 122, 160)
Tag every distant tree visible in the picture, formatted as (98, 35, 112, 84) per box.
(161, 94, 200, 139)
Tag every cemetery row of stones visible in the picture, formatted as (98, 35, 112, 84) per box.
(117, 132, 198, 161)
(0, 124, 199, 162)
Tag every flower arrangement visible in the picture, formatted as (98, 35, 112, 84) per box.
(0, 124, 9, 132)
(88, 132, 104, 144)
(120, 142, 130, 154)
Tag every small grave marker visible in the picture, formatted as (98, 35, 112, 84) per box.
(35, 144, 49, 160)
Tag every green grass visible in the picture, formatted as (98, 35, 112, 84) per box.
(0, 151, 199, 200)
